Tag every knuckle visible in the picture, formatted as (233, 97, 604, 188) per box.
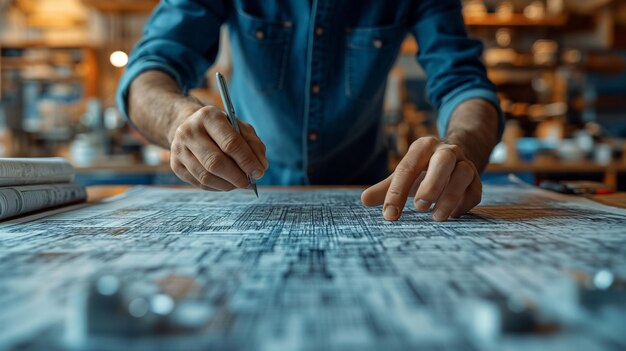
(207, 105, 222, 114)
(203, 153, 226, 173)
(420, 136, 440, 148)
(170, 159, 183, 173)
(395, 161, 417, 176)
(221, 134, 245, 154)
(239, 154, 259, 172)
(190, 119, 206, 134)
(171, 141, 184, 155)
(393, 168, 413, 181)
(456, 161, 474, 177)
(198, 170, 213, 185)
(386, 187, 404, 200)
(447, 144, 463, 153)
(201, 105, 217, 114)
(239, 121, 252, 132)
(446, 144, 462, 155)
(175, 124, 192, 139)
(435, 148, 458, 163)
(208, 106, 226, 120)
(408, 140, 422, 153)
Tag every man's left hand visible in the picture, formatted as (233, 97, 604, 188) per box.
(361, 136, 482, 222)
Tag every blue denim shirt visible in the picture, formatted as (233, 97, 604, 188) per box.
(117, 0, 503, 186)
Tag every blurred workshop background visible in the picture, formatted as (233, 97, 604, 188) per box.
(1, 0, 626, 189)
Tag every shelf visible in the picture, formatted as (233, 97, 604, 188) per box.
(486, 160, 626, 174)
(75, 163, 172, 174)
(0, 58, 48, 69)
(465, 14, 568, 27)
(20, 74, 85, 83)
(487, 159, 626, 188)
(0, 40, 96, 49)
(81, 0, 159, 13)
(400, 14, 568, 54)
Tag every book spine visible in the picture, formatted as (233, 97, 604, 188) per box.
(0, 184, 87, 220)
(0, 158, 76, 186)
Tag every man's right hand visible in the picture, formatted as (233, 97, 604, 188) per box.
(168, 105, 268, 191)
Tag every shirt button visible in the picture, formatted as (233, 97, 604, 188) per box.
(373, 39, 383, 49)
(284, 21, 293, 28)
(315, 26, 324, 36)
(311, 84, 320, 94)
(255, 30, 265, 40)
(308, 132, 318, 142)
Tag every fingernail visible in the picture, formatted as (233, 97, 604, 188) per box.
(251, 170, 263, 180)
(383, 205, 399, 220)
(415, 199, 431, 212)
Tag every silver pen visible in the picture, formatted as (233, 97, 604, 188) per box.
(215, 72, 259, 198)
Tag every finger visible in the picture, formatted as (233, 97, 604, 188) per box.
(383, 138, 439, 221)
(170, 158, 217, 191)
(414, 146, 460, 212)
(431, 160, 474, 221)
(239, 121, 269, 170)
(184, 131, 250, 188)
(361, 174, 392, 206)
(361, 171, 425, 207)
(451, 173, 482, 218)
(179, 147, 236, 191)
(203, 109, 266, 180)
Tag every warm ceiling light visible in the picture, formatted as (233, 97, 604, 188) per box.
(110, 51, 128, 68)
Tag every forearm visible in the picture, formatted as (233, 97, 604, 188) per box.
(128, 70, 203, 148)
(443, 99, 500, 172)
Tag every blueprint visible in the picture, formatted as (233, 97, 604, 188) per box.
(0, 184, 625, 351)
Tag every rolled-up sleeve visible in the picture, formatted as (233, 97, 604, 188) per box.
(411, 0, 504, 139)
(116, 0, 229, 122)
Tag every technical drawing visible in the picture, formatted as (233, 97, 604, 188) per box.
(0, 185, 625, 350)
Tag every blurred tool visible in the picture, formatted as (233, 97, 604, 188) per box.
(66, 273, 213, 347)
(540, 180, 615, 195)
(579, 269, 626, 310)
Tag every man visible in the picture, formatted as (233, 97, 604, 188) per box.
(118, 0, 503, 222)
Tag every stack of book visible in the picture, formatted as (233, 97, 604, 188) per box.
(0, 158, 87, 220)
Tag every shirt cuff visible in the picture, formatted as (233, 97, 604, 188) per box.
(437, 88, 504, 141)
(116, 56, 186, 126)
